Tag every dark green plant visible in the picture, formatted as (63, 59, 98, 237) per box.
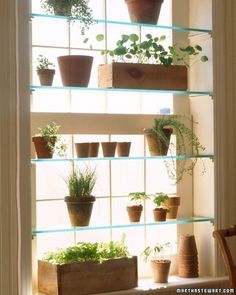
(96, 33, 208, 66)
(40, 0, 94, 34)
(128, 192, 149, 206)
(144, 115, 206, 184)
(37, 122, 67, 157)
(142, 242, 172, 262)
(153, 192, 168, 208)
(36, 55, 55, 70)
(66, 167, 96, 197)
(43, 241, 130, 264)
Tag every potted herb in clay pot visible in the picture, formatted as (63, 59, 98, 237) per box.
(127, 192, 149, 222)
(144, 115, 206, 184)
(142, 242, 172, 283)
(97, 33, 208, 91)
(32, 122, 67, 158)
(125, 0, 164, 25)
(152, 192, 168, 222)
(36, 55, 55, 86)
(64, 166, 96, 226)
(38, 241, 138, 295)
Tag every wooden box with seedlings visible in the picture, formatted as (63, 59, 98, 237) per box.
(38, 241, 138, 295)
(97, 33, 208, 91)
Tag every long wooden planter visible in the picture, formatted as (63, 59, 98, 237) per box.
(98, 63, 187, 90)
(38, 256, 138, 295)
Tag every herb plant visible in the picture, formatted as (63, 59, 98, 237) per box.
(153, 192, 168, 208)
(36, 55, 55, 70)
(97, 33, 208, 66)
(66, 167, 96, 197)
(43, 241, 129, 264)
(142, 242, 172, 262)
(128, 192, 149, 206)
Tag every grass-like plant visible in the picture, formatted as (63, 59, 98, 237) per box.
(128, 192, 149, 206)
(66, 167, 96, 197)
(43, 241, 130, 264)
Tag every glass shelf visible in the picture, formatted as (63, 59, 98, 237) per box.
(32, 216, 214, 235)
(31, 154, 214, 163)
(30, 13, 212, 34)
(31, 85, 213, 97)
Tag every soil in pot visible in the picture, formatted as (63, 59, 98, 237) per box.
(75, 143, 90, 158)
(117, 142, 131, 157)
(151, 259, 171, 283)
(88, 142, 100, 157)
(101, 142, 117, 157)
(127, 205, 143, 222)
(165, 196, 181, 219)
(145, 128, 172, 156)
(57, 55, 93, 87)
(32, 136, 56, 158)
(125, 0, 164, 24)
(153, 208, 167, 221)
(64, 196, 95, 227)
(37, 69, 55, 86)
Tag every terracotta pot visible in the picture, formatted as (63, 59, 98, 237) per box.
(117, 142, 131, 157)
(75, 143, 89, 158)
(153, 208, 167, 221)
(125, 0, 164, 24)
(145, 128, 172, 156)
(32, 136, 56, 158)
(101, 142, 117, 157)
(127, 205, 143, 222)
(57, 55, 93, 87)
(178, 234, 198, 256)
(53, 4, 72, 16)
(165, 196, 181, 219)
(151, 259, 171, 283)
(89, 142, 100, 157)
(64, 196, 95, 227)
(37, 69, 55, 86)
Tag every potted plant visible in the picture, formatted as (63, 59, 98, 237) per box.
(152, 192, 168, 222)
(127, 192, 149, 222)
(32, 122, 67, 158)
(97, 33, 208, 91)
(125, 0, 164, 25)
(38, 241, 138, 295)
(144, 115, 206, 183)
(64, 166, 96, 226)
(36, 55, 55, 86)
(142, 242, 172, 283)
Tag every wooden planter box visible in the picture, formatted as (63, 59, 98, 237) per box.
(98, 63, 187, 91)
(38, 256, 138, 295)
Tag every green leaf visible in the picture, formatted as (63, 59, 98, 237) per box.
(96, 34, 104, 42)
(83, 37, 89, 44)
(146, 34, 152, 39)
(201, 55, 208, 62)
(125, 54, 132, 59)
(195, 45, 202, 51)
(129, 33, 139, 42)
(121, 34, 129, 42)
(114, 46, 127, 55)
(159, 35, 166, 41)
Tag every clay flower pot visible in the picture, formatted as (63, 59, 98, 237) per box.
(57, 55, 93, 87)
(151, 259, 171, 283)
(37, 69, 55, 86)
(88, 142, 100, 157)
(101, 142, 117, 157)
(127, 205, 143, 222)
(75, 143, 90, 158)
(153, 208, 167, 221)
(32, 136, 56, 158)
(117, 142, 131, 157)
(145, 128, 172, 156)
(125, 0, 164, 24)
(165, 196, 181, 219)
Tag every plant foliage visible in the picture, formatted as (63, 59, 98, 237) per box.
(97, 33, 208, 66)
(36, 55, 55, 70)
(153, 192, 168, 208)
(142, 242, 172, 263)
(43, 241, 130, 264)
(128, 192, 149, 206)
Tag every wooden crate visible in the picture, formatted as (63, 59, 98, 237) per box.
(38, 256, 138, 295)
(98, 63, 187, 90)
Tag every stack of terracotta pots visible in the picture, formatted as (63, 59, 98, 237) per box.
(177, 234, 199, 278)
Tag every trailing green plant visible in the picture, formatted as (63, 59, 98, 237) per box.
(66, 166, 96, 197)
(144, 115, 206, 184)
(37, 122, 67, 157)
(43, 241, 130, 264)
(128, 192, 149, 206)
(142, 242, 172, 262)
(96, 33, 208, 66)
(36, 55, 55, 70)
(40, 0, 94, 34)
(153, 192, 168, 208)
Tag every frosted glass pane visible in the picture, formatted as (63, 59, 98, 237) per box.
(107, 92, 141, 114)
(71, 91, 106, 113)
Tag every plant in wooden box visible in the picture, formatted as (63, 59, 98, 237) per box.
(127, 192, 149, 222)
(144, 115, 206, 184)
(142, 242, 172, 283)
(97, 33, 208, 91)
(64, 166, 96, 226)
(152, 192, 169, 222)
(32, 122, 67, 158)
(38, 241, 138, 295)
(36, 55, 55, 86)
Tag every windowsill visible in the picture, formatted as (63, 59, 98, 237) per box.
(35, 276, 229, 295)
